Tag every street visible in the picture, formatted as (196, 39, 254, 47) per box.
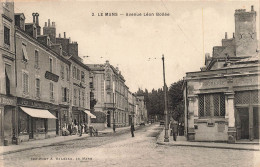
(1, 124, 259, 167)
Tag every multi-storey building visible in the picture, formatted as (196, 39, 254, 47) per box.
(135, 96, 148, 125)
(184, 6, 259, 143)
(87, 61, 130, 130)
(0, 1, 93, 145)
(14, 12, 72, 142)
(0, 2, 16, 146)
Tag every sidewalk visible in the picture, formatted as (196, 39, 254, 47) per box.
(0, 125, 136, 156)
(156, 128, 260, 151)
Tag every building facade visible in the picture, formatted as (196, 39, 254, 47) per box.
(0, 2, 17, 146)
(88, 61, 130, 130)
(0, 1, 93, 145)
(184, 6, 259, 143)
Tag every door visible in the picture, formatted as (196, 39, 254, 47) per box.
(236, 108, 249, 139)
(28, 117, 33, 139)
(253, 107, 259, 139)
(107, 111, 111, 127)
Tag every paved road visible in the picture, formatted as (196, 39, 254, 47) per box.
(1, 124, 259, 167)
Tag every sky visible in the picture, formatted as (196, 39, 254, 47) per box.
(14, 0, 259, 93)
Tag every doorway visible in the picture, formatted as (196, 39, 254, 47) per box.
(236, 108, 249, 140)
(107, 111, 111, 127)
(253, 107, 259, 139)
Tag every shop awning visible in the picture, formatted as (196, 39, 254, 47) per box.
(84, 110, 96, 118)
(20, 107, 57, 119)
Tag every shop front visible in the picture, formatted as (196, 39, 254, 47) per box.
(17, 98, 59, 142)
(0, 94, 17, 146)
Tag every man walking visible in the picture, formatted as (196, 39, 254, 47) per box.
(130, 123, 135, 137)
(170, 120, 178, 141)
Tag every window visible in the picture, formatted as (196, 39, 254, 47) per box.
(73, 66, 76, 79)
(50, 82, 54, 100)
(198, 93, 225, 117)
(82, 91, 85, 107)
(35, 50, 39, 68)
(4, 26, 10, 46)
(60, 64, 64, 80)
(77, 69, 80, 80)
(22, 44, 28, 62)
(79, 91, 81, 107)
(89, 77, 94, 89)
(49, 58, 53, 72)
(36, 78, 40, 98)
(23, 72, 29, 94)
(74, 89, 77, 105)
(62, 87, 68, 102)
(5, 64, 11, 95)
(66, 66, 70, 81)
(81, 71, 85, 83)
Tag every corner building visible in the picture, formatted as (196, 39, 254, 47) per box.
(184, 6, 259, 143)
(88, 61, 129, 130)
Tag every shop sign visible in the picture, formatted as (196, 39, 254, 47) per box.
(233, 76, 258, 86)
(17, 98, 56, 110)
(202, 79, 227, 88)
(0, 95, 16, 106)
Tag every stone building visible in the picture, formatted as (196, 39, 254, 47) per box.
(0, 2, 17, 146)
(135, 96, 148, 125)
(183, 6, 259, 143)
(87, 61, 130, 130)
(14, 12, 72, 142)
(0, 1, 93, 145)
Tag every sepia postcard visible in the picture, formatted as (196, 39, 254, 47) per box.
(0, 0, 259, 167)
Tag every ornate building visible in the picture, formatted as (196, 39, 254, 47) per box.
(87, 61, 130, 130)
(184, 6, 259, 143)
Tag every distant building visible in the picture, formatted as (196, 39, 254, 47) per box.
(184, 6, 259, 143)
(87, 61, 129, 130)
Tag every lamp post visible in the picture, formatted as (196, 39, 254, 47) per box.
(162, 54, 169, 142)
(113, 82, 116, 132)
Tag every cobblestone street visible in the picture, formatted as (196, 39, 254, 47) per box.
(1, 124, 259, 167)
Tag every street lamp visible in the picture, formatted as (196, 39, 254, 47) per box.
(113, 81, 116, 132)
(162, 54, 169, 142)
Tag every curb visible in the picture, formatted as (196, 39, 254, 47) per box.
(0, 135, 89, 156)
(156, 141, 260, 151)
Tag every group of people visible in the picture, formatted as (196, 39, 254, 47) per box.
(62, 122, 89, 136)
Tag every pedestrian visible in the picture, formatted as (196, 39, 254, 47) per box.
(171, 120, 178, 141)
(130, 123, 135, 137)
(68, 123, 72, 135)
(79, 123, 83, 137)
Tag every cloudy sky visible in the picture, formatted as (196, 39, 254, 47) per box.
(15, 0, 259, 92)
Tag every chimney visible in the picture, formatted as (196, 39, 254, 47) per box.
(32, 13, 36, 23)
(225, 32, 227, 39)
(69, 37, 71, 43)
(52, 22, 55, 27)
(251, 5, 254, 11)
(45, 22, 47, 27)
(59, 33, 61, 38)
(35, 13, 39, 26)
(64, 32, 66, 38)
(48, 19, 50, 27)
(233, 32, 235, 38)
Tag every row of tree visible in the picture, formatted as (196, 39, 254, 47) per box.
(136, 79, 184, 122)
